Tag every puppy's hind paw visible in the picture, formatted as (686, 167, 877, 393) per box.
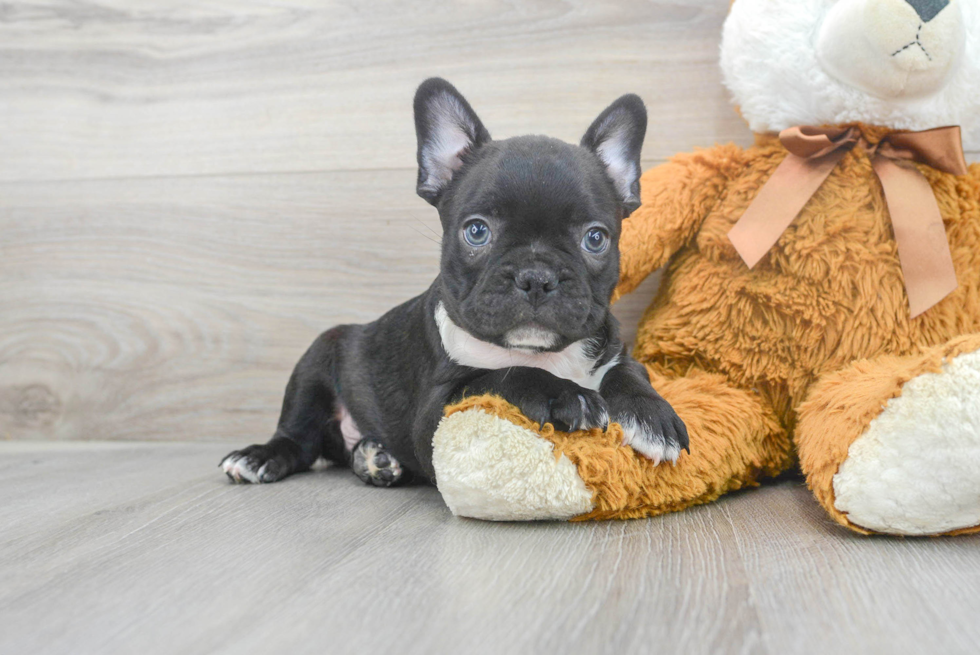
(352, 439, 404, 487)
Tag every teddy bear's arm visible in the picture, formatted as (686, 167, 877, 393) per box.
(614, 144, 742, 300)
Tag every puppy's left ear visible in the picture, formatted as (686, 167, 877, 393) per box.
(581, 94, 647, 216)
(414, 78, 491, 206)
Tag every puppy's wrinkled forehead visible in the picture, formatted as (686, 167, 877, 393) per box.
(449, 136, 618, 225)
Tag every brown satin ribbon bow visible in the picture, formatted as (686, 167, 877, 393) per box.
(727, 125, 968, 317)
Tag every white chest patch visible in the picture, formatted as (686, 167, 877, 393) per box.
(434, 302, 618, 391)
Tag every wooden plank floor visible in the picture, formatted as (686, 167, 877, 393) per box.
(1, 441, 979, 655)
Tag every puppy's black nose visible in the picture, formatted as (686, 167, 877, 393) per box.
(905, 0, 948, 22)
(515, 267, 559, 307)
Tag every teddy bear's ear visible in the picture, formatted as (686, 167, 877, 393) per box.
(581, 94, 647, 216)
(414, 78, 491, 206)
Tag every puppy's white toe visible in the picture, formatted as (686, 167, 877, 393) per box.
(620, 418, 681, 465)
(221, 456, 261, 484)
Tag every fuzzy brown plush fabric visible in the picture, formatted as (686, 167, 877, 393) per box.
(611, 126, 980, 534)
(445, 365, 793, 521)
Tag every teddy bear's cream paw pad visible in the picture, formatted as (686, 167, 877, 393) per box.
(432, 409, 595, 521)
(834, 350, 980, 535)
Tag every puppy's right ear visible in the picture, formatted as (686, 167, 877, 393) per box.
(581, 94, 647, 216)
(414, 78, 490, 205)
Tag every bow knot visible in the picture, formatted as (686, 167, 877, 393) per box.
(728, 125, 967, 317)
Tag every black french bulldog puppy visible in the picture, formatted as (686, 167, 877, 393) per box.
(221, 78, 688, 487)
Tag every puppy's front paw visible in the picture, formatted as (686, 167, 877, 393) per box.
(610, 395, 689, 465)
(352, 439, 404, 487)
(220, 444, 290, 484)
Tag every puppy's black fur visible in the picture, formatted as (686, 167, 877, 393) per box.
(221, 78, 688, 487)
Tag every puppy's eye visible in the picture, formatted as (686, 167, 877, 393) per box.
(462, 219, 491, 247)
(582, 227, 609, 254)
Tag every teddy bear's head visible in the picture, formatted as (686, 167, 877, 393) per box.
(720, 0, 980, 146)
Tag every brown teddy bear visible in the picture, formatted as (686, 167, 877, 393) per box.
(432, 0, 980, 535)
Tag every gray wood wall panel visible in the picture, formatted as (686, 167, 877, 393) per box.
(1, 171, 436, 440)
(0, 0, 747, 183)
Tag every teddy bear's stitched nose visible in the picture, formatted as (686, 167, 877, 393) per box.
(905, 0, 949, 23)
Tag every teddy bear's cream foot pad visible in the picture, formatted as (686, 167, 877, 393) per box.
(433, 408, 595, 521)
(833, 349, 980, 535)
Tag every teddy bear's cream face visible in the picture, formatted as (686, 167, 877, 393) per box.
(818, 0, 964, 99)
(721, 0, 980, 146)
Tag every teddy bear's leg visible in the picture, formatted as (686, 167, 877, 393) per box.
(432, 365, 794, 521)
(796, 334, 980, 536)
(592, 364, 795, 518)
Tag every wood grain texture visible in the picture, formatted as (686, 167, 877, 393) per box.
(0, 0, 751, 183)
(0, 170, 437, 440)
(1, 441, 978, 655)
